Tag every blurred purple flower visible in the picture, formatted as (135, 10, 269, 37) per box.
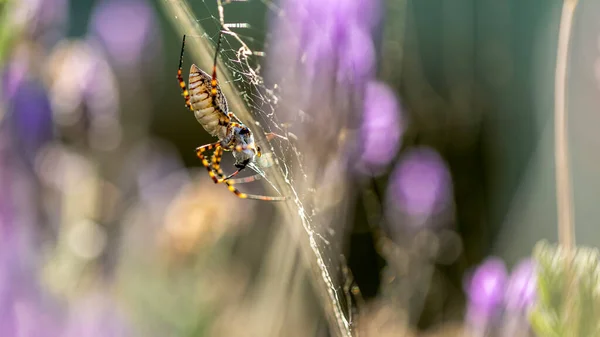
(0, 241, 20, 336)
(89, 0, 160, 69)
(128, 139, 189, 220)
(302, 0, 378, 88)
(1, 59, 27, 101)
(331, 0, 382, 33)
(273, 0, 380, 94)
(0, 227, 63, 337)
(356, 81, 402, 175)
(63, 292, 133, 337)
(289, 0, 381, 40)
(47, 40, 122, 150)
(465, 258, 508, 322)
(13, 0, 68, 46)
(505, 258, 537, 312)
(33, 0, 69, 46)
(267, 0, 383, 169)
(302, 29, 337, 92)
(336, 25, 376, 88)
(8, 79, 54, 163)
(387, 147, 453, 217)
(0, 133, 14, 240)
(35, 0, 69, 29)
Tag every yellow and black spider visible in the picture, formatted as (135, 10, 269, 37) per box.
(176, 32, 286, 201)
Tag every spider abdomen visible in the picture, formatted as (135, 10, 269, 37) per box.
(188, 64, 228, 138)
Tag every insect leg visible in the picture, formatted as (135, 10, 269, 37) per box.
(177, 35, 192, 110)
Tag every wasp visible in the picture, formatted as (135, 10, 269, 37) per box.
(177, 33, 286, 201)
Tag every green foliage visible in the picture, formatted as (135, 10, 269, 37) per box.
(530, 241, 600, 337)
(0, 0, 16, 68)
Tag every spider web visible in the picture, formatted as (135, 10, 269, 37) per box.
(161, 1, 356, 336)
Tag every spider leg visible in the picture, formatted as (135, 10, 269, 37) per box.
(264, 121, 298, 142)
(265, 132, 290, 142)
(209, 30, 224, 100)
(261, 131, 298, 147)
(196, 142, 244, 184)
(210, 146, 235, 183)
(227, 112, 243, 124)
(228, 174, 263, 184)
(214, 144, 250, 182)
(195, 142, 223, 183)
(223, 177, 287, 201)
(177, 35, 192, 110)
(222, 163, 246, 181)
(200, 144, 285, 201)
(211, 146, 263, 184)
(219, 143, 259, 180)
(217, 158, 286, 201)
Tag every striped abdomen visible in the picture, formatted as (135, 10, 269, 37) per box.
(188, 64, 229, 138)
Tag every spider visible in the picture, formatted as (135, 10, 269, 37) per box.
(176, 32, 287, 201)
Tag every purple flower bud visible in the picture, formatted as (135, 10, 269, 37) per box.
(387, 147, 452, 217)
(89, 0, 159, 68)
(356, 81, 402, 175)
(465, 258, 508, 321)
(505, 258, 537, 312)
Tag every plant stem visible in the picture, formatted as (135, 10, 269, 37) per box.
(555, 0, 577, 257)
(554, 0, 578, 334)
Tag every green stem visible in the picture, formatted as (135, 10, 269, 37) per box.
(554, 0, 578, 334)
